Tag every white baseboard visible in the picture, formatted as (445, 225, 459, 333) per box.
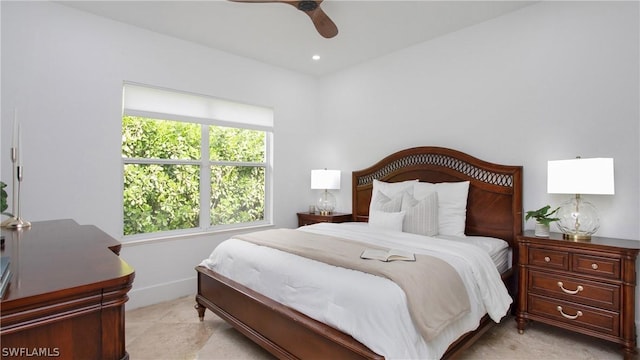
(125, 276, 197, 310)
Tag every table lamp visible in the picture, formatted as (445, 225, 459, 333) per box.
(311, 169, 340, 215)
(547, 157, 614, 241)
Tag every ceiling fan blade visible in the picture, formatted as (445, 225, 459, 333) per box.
(286, 1, 338, 39)
(230, 0, 338, 38)
(304, 5, 338, 38)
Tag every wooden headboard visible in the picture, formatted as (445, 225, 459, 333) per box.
(352, 146, 523, 247)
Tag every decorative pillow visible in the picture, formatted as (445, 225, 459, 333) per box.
(368, 179, 417, 216)
(413, 181, 470, 237)
(370, 191, 403, 213)
(368, 210, 406, 232)
(401, 191, 438, 236)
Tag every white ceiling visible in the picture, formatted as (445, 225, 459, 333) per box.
(59, 1, 536, 77)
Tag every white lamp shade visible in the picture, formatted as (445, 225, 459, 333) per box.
(547, 158, 614, 195)
(311, 169, 341, 190)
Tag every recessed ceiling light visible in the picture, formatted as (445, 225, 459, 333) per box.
(312, 54, 321, 61)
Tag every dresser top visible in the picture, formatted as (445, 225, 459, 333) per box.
(1, 219, 134, 305)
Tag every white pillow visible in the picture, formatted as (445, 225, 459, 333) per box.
(370, 191, 403, 213)
(369, 179, 417, 216)
(401, 191, 438, 236)
(413, 181, 470, 237)
(368, 210, 405, 232)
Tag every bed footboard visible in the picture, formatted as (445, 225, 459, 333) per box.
(195, 266, 384, 360)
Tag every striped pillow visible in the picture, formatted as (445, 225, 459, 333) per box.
(401, 191, 438, 236)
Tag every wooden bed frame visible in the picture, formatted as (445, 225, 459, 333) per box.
(195, 146, 523, 359)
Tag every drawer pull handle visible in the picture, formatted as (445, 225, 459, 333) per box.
(591, 263, 598, 270)
(544, 256, 551, 263)
(557, 282, 583, 295)
(556, 306, 583, 320)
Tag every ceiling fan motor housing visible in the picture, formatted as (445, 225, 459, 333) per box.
(297, 1, 318, 12)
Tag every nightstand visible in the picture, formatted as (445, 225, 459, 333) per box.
(516, 231, 639, 359)
(297, 212, 352, 227)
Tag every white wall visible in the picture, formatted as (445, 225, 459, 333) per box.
(1, 1, 320, 308)
(2, 0, 639, 325)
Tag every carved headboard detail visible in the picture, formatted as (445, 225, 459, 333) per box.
(352, 146, 523, 247)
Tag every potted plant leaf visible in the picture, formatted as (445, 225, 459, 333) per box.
(525, 205, 560, 237)
(1, 181, 13, 218)
(1, 181, 14, 236)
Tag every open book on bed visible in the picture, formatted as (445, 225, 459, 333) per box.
(360, 248, 415, 262)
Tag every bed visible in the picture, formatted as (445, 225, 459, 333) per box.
(195, 146, 523, 359)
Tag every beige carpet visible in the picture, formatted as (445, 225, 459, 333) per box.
(125, 295, 635, 360)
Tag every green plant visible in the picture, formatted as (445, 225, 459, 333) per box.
(525, 205, 560, 226)
(1, 181, 14, 217)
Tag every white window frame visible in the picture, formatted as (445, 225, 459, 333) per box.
(121, 83, 273, 241)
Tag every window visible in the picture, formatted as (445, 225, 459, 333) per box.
(121, 84, 273, 237)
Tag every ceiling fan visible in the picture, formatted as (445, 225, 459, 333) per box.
(229, 0, 338, 39)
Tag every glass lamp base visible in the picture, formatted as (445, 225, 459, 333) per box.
(317, 190, 336, 216)
(556, 195, 599, 242)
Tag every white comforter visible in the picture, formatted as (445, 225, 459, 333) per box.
(200, 222, 512, 359)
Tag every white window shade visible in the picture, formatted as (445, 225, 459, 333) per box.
(547, 158, 615, 195)
(123, 83, 273, 128)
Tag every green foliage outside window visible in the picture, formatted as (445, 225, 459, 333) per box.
(122, 116, 200, 160)
(122, 116, 267, 236)
(210, 126, 265, 162)
(211, 165, 265, 225)
(123, 163, 200, 235)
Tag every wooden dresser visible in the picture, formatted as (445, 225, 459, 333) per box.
(516, 231, 639, 359)
(0, 219, 135, 360)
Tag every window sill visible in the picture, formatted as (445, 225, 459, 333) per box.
(121, 223, 274, 247)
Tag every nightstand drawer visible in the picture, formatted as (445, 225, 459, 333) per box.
(572, 254, 620, 280)
(528, 270, 620, 310)
(297, 212, 352, 227)
(528, 294, 620, 337)
(529, 247, 569, 270)
(299, 218, 328, 226)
